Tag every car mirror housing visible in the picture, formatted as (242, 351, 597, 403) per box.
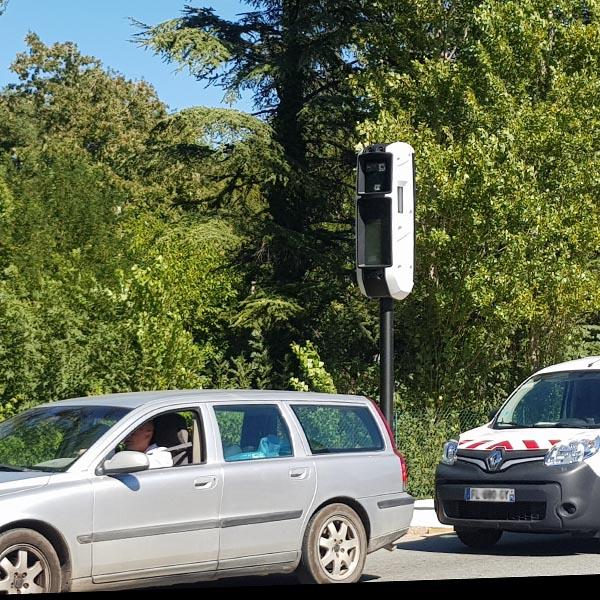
(100, 451, 150, 475)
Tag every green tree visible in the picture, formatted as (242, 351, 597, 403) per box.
(289, 341, 337, 393)
(1, 143, 127, 283)
(137, 2, 367, 286)
(136, 1, 400, 383)
(359, 0, 600, 409)
(0, 36, 246, 415)
(4, 34, 167, 180)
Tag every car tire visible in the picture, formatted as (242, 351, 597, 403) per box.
(297, 503, 367, 584)
(0, 528, 62, 594)
(455, 527, 503, 549)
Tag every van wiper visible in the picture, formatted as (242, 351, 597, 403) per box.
(535, 420, 600, 428)
(554, 422, 600, 429)
(494, 421, 524, 428)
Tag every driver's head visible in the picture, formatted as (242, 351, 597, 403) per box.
(124, 420, 155, 453)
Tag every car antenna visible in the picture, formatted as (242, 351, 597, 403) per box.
(587, 357, 600, 368)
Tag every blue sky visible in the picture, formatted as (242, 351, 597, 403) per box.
(0, 0, 252, 112)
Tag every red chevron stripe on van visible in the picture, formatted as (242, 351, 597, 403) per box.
(465, 440, 491, 449)
(487, 441, 513, 450)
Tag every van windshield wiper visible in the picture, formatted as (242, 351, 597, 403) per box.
(533, 420, 600, 429)
(494, 421, 524, 428)
(554, 422, 600, 429)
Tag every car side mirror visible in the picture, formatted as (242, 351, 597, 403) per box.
(100, 451, 149, 475)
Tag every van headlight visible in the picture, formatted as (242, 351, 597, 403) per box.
(544, 435, 600, 466)
(442, 440, 459, 465)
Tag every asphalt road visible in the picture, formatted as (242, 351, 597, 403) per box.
(160, 529, 600, 592)
(364, 529, 600, 582)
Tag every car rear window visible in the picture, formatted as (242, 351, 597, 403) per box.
(291, 404, 384, 454)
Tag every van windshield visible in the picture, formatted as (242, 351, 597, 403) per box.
(494, 371, 600, 429)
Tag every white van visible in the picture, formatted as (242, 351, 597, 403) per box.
(435, 356, 600, 548)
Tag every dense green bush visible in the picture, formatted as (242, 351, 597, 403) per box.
(395, 404, 493, 498)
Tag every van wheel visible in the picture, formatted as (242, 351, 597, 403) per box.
(455, 527, 502, 549)
(297, 503, 367, 584)
(0, 529, 62, 594)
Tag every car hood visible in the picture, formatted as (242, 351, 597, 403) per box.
(0, 471, 51, 497)
(458, 424, 587, 451)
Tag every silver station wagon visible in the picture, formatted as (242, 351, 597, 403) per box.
(0, 390, 413, 592)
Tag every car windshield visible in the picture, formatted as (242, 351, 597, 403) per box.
(494, 371, 600, 429)
(0, 405, 130, 472)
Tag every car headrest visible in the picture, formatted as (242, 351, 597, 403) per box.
(153, 413, 189, 449)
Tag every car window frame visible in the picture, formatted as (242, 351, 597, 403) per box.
(491, 370, 600, 429)
(101, 407, 207, 473)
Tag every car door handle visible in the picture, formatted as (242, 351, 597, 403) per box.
(289, 467, 309, 480)
(194, 476, 217, 489)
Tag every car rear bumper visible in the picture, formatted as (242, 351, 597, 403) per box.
(435, 459, 600, 533)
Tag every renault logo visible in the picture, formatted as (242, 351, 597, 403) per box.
(486, 448, 504, 471)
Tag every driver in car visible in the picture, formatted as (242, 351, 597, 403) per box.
(123, 420, 173, 468)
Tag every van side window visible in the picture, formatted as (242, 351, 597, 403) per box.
(291, 405, 384, 454)
(214, 405, 293, 462)
(567, 378, 600, 424)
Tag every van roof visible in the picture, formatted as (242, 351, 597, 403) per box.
(535, 356, 600, 376)
(41, 389, 370, 410)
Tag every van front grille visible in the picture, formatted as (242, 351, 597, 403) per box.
(444, 500, 546, 521)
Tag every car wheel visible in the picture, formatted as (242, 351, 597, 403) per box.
(0, 529, 62, 594)
(298, 503, 367, 584)
(455, 527, 503, 549)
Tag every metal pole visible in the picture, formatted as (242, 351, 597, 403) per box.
(379, 297, 394, 435)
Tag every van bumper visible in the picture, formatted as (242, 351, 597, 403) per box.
(435, 459, 600, 534)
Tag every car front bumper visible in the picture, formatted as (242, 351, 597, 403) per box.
(435, 457, 600, 534)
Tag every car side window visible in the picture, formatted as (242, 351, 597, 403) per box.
(291, 404, 384, 454)
(214, 404, 293, 462)
(112, 409, 204, 468)
(152, 410, 204, 466)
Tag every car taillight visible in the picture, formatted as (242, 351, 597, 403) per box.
(370, 398, 408, 488)
(397, 450, 408, 486)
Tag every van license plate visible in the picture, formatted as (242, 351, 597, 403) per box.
(465, 487, 515, 502)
